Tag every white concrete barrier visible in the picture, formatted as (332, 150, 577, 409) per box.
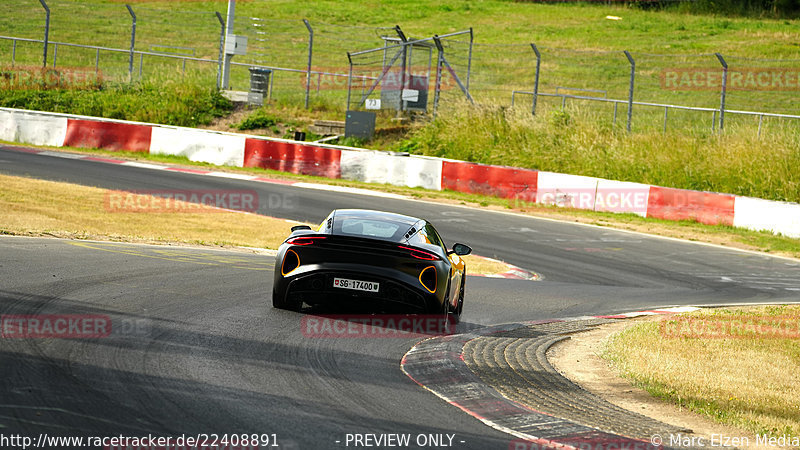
(734, 196, 800, 239)
(150, 126, 246, 167)
(340, 150, 443, 191)
(594, 179, 651, 217)
(0, 109, 67, 147)
(535, 172, 601, 210)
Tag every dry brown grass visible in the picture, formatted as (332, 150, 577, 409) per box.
(603, 306, 800, 438)
(0, 174, 516, 275)
(0, 174, 293, 249)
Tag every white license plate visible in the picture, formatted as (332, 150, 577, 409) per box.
(333, 277, 379, 292)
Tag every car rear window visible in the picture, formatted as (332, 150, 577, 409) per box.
(338, 218, 405, 240)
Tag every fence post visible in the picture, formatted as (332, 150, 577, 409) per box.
(715, 52, 728, 132)
(221, 0, 236, 90)
(303, 19, 313, 109)
(624, 50, 635, 133)
(530, 43, 541, 116)
(346, 52, 353, 111)
(466, 27, 473, 92)
(215, 12, 225, 90)
(432, 37, 444, 119)
(126, 4, 136, 80)
(395, 25, 408, 112)
(38, 0, 50, 67)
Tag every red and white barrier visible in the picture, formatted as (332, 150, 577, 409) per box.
(0, 109, 67, 147)
(64, 118, 152, 152)
(2, 107, 799, 239)
(734, 196, 800, 238)
(150, 126, 246, 167)
(340, 150, 442, 190)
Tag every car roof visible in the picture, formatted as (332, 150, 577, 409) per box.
(332, 209, 423, 227)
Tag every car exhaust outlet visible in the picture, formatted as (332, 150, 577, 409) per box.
(281, 249, 300, 276)
(419, 266, 437, 293)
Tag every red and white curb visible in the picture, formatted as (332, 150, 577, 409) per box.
(468, 255, 541, 281)
(401, 306, 700, 448)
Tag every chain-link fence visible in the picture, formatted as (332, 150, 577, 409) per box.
(344, 29, 474, 118)
(2, 0, 799, 136)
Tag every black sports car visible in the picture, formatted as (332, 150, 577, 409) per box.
(272, 209, 472, 320)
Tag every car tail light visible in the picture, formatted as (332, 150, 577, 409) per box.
(398, 245, 441, 261)
(287, 236, 326, 246)
(281, 249, 300, 276)
(419, 266, 437, 293)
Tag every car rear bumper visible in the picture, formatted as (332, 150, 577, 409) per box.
(278, 266, 439, 313)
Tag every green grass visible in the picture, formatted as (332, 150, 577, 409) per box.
(397, 102, 800, 203)
(0, 69, 232, 127)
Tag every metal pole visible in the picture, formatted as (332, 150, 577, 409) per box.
(52, 43, 57, 67)
(757, 114, 763, 139)
(663, 106, 668, 133)
(530, 43, 541, 116)
(221, 0, 235, 90)
(303, 19, 313, 109)
(95, 48, 100, 73)
(715, 52, 728, 132)
(395, 25, 408, 112)
(624, 50, 635, 133)
(38, 0, 50, 67)
(126, 4, 136, 80)
(434, 36, 473, 104)
(466, 27, 473, 92)
(12, 39, 17, 67)
(346, 52, 353, 111)
(711, 110, 716, 132)
(433, 42, 444, 119)
(215, 12, 225, 90)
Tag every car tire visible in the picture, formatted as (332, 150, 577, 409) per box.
(272, 289, 301, 312)
(450, 275, 465, 324)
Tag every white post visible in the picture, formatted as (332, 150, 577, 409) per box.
(221, 0, 235, 90)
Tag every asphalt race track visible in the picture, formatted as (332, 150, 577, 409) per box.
(1, 145, 799, 449)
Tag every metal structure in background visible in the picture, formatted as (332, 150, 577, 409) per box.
(530, 43, 541, 116)
(215, 12, 225, 90)
(303, 19, 313, 109)
(37, 0, 49, 67)
(3, 1, 800, 137)
(125, 4, 136, 79)
(715, 52, 728, 131)
(624, 50, 635, 133)
(221, 0, 236, 90)
(345, 29, 473, 117)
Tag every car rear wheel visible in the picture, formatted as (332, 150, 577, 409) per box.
(450, 275, 465, 324)
(272, 289, 301, 312)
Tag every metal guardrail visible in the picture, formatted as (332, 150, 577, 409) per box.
(511, 90, 800, 136)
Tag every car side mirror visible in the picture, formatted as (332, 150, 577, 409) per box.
(291, 225, 312, 232)
(450, 243, 472, 256)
